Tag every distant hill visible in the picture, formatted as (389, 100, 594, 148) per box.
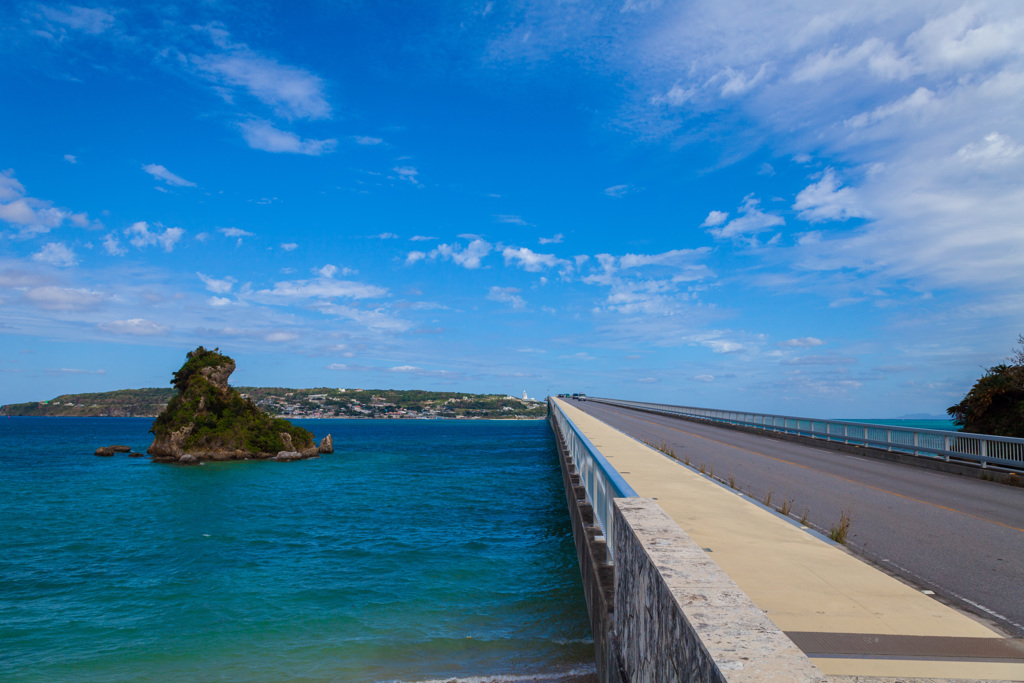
(1, 388, 175, 417)
(1, 386, 547, 419)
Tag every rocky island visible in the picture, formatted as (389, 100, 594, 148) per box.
(147, 346, 332, 464)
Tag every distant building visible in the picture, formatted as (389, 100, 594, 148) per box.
(522, 389, 528, 400)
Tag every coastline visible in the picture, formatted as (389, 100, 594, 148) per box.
(1, 414, 547, 420)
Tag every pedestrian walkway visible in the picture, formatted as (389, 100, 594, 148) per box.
(554, 398, 1024, 681)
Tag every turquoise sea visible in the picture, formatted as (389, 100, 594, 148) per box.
(843, 418, 956, 431)
(0, 417, 595, 682)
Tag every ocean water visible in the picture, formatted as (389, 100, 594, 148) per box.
(843, 418, 957, 431)
(0, 417, 595, 682)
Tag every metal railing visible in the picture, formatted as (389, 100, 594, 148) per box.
(549, 398, 637, 561)
(588, 397, 1024, 471)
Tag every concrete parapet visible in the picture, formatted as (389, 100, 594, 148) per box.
(550, 413, 626, 683)
(613, 498, 828, 683)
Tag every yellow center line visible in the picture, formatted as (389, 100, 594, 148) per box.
(593, 405, 1024, 535)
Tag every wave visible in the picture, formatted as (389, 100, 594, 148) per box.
(382, 664, 598, 683)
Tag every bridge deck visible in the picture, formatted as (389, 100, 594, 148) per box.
(553, 398, 1024, 681)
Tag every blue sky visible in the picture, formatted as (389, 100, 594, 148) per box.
(2, 0, 1022, 417)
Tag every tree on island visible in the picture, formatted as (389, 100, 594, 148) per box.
(947, 335, 1024, 438)
(149, 346, 323, 462)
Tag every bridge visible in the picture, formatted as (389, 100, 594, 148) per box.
(547, 396, 1024, 682)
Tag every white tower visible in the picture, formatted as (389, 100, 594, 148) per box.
(522, 389, 528, 400)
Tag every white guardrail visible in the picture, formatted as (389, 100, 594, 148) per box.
(550, 398, 637, 561)
(588, 397, 1024, 471)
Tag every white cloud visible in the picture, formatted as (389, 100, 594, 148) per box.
(239, 120, 336, 155)
(539, 233, 564, 245)
(197, 272, 236, 294)
(414, 239, 492, 269)
(793, 38, 913, 84)
(191, 43, 330, 120)
(316, 264, 356, 278)
(494, 214, 530, 225)
(63, 154, 77, 164)
(32, 242, 78, 267)
(501, 246, 568, 273)
(316, 303, 412, 333)
(0, 169, 90, 237)
(375, 232, 399, 239)
(650, 83, 693, 106)
(49, 368, 107, 375)
(485, 2, 1024, 294)
(704, 340, 743, 353)
(793, 169, 864, 223)
(637, 377, 659, 383)
(488, 286, 526, 309)
(354, 136, 383, 145)
(410, 235, 436, 242)
(844, 87, 935, 129)
(0, 170, 26, 202)
(394, 166, 419, 184)
(604, 184, 629, 197)
(25, 286, 104, 311)
(686, 332, 745, 354)
(706, 195, 783, 240)
(956, 132, 1023, 166)
(219, 227, 253, 246)
(700, 210, 728, 227)
(618, 247, 710, 269)
(208, 297, 232, 307)
(98, 318, 171, 336)
(694, 374, 715, 382)
(327, 363, 348, 370)
(102, 233, 126, 256)
(779, 337, 825, 348)
(142, 164, 196, 188)
(265, 331, 299, 343)
(39, 5, 115, 34)
(252, 267, 387, 301)
(718, 63, 768, 96)
(390, 365, 421, 372)
(124, 222, 184, 252)
(281, 242, 298, 251)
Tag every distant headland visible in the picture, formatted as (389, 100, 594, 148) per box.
(1, 384, 547, 420)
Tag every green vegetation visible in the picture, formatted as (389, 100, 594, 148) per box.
(151, 347, 314, 456)
(828, 508, 853, 545)
(0, 388, 174, 417)
(240, 387, 547, 419)
(947, 335, 1024, 438)
(2, 375, 547, 421)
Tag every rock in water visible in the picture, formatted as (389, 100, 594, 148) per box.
(318, 435, 333, 454)
(280, 432, 294, 451)
(94, 444, 133, 456)
(147, 346, 316, 463)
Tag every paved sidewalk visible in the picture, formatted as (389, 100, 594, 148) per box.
(554, 398, 1024, 681)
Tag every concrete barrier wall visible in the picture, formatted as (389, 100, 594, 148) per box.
(549, 413, 626, 683)
(613, 498, 828, 683)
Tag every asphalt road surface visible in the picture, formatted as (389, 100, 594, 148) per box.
(571, 399, 1024, 637)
